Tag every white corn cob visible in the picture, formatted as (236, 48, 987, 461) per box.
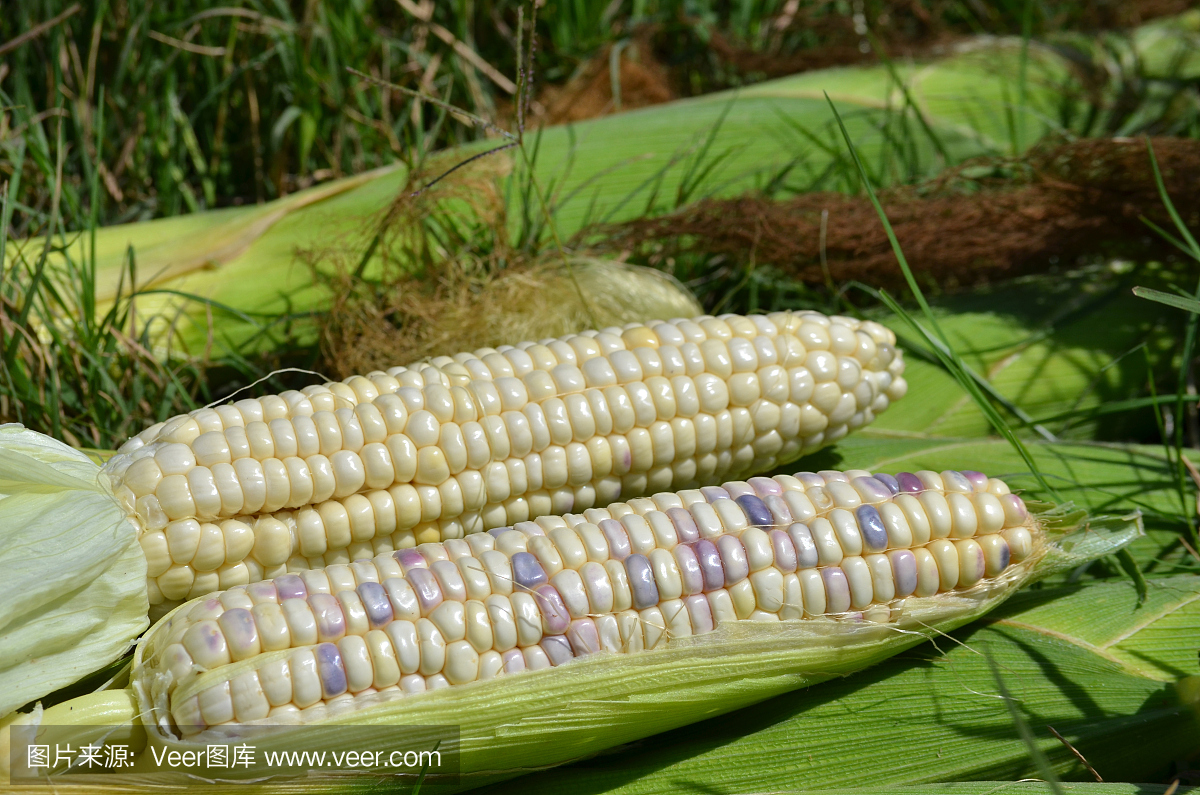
(102, 312, 907, 608)
(136, 466, 1035, 739)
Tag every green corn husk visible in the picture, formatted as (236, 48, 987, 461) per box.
(0, 505, 1139, 792)
(0, 425, 148, 719)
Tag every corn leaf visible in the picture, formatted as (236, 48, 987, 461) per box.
(0, 425, 147, 719)
(724, 787, 1185, 795)
(511, 41, 1072, 235)
(563, 787, 1179, 795)
(478, 574, 1200, 795)
(864, 268, 1186, 443)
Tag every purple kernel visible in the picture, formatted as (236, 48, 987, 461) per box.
(872, 473, 900, 494)
(315, 642, 348, 698)
(735, 494, 774, 528)
(394, 549, 428, 573)
(502, 648, 526, 673)
(407, 568, 443, 614)
(853, 476, 893, 503)
(693, 539, 725, 592)
(245, 581, 278, 603)
(274, 573, 308, 601)
(674, 544, 704, 595)
(488, 526, 513, 538)
(995, 540, 1011, 574)
(535, 585, 571, 634)
(962, 470, 988, 489)
(942, 470, 973, 493)
(716, 535, 750, 586)
(748, 476, 783, 497)
(625, 554, 660, 609)
(667, 507, 700, 543)
(308, 594, 346, 642)
(855, 504, 889, 552)
(700, 486, 730, 502)
(770, 530, 798, 572)
(889, 549, 918, 597)
(896, 472, 924, 493)
(821, 567, 852, 614)
(795, 472, 825, 488)
(540, 635, 575, 666)
(357, 582, 394, 629)
(787, 523, 819, 569)
(198, 621, 225, 653)
(1002, 494, 1029, 520)
(599, 519, 631, 560)
(566, 619, 600, 656)
(216, 608, 258, 655)
(512, 552, 548, 591)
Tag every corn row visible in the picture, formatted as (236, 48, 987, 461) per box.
(100, 313, 907, 608)
(137, 467, 1037, 739)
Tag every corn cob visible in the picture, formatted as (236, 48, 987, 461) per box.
(100, 312, 908, 609)
(136, 466, 1034, 739)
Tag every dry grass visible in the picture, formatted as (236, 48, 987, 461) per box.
(540, 34, 675, 125)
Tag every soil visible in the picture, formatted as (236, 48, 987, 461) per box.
(596, 137, 1200, 290)
(541, 35, 676, 125)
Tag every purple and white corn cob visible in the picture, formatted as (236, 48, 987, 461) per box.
(139, 467, 1036, 738)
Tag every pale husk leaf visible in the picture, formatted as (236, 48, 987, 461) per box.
(0, 425, 148, 719)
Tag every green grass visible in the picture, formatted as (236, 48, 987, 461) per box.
(3, 1, 1197, 236)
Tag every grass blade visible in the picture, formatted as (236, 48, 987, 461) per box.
(823, 92, 1053, 495)
(1133, 286, 1200, 315)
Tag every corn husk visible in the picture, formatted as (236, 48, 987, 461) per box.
(0, 425, 148, 718)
